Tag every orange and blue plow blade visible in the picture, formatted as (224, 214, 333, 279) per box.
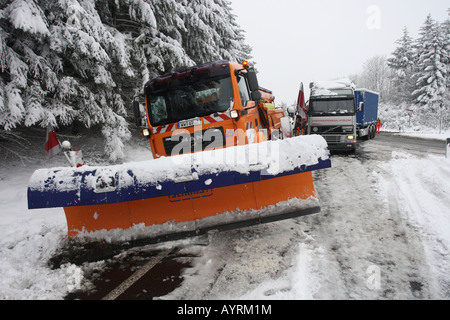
(28, 136, 331, 240)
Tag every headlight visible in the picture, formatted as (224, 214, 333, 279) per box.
(141, 128, 151, 137)
(347, 135, 354, 140)
(230, 110, 239, 119)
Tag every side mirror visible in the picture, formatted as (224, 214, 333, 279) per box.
(251, 90, 262, 101)
(247, 71, 259, 92)
(359, 102, 364, 112)
(133, 99, 142, 127)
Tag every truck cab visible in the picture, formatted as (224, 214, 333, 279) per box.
(307, 81, 357, 152)
(135, 61, 286, 158)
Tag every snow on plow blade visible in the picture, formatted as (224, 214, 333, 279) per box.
(28, 136, 331, 239)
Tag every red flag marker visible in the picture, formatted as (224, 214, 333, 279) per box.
(45, 124, 62, 158)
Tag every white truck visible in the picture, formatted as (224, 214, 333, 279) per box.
(307, 80, 379, 152)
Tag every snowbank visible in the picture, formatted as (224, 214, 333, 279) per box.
(379, 102, 450, 137)
(396, 131, 450, 141)
(0, 166, 69, 299)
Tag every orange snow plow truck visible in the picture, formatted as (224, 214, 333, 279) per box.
(27, 61, 331, 241)
(138, 61, 286, 157)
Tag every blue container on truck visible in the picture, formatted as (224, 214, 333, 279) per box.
(354, 89, 379, 139)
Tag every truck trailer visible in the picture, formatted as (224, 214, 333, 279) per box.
(355, 89, 379, 140)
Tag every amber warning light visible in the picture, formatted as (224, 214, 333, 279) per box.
(242, 61, 249, 69)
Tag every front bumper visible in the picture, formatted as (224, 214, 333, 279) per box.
(323, 135, 356, 151)
(327, 142, 356, 151)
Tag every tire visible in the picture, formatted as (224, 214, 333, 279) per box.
(363, 129, 370, 140)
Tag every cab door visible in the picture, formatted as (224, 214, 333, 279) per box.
(235, 74, 262, 144)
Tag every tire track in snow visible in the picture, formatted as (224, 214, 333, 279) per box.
(377, 152, 450, 298)
(308, 148, 435, 299)
(375, 165, 435, 299)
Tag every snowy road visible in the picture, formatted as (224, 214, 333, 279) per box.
(292, 136, 446, 299)
(1, 133, 449, 300)
(371, 133, 446, 157)
(73, 133, 450, 300)
(153, 133, 450, 300)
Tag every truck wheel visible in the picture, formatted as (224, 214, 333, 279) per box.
(363, 130, 369, 141)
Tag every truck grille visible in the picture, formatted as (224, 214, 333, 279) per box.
(163, 127, 225, 156)
(324, 135, 342, 144)
(312, 126, 351, 134)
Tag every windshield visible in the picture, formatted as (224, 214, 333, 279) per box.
(309, 98, 355, 115)
(148, 76, 234, 126)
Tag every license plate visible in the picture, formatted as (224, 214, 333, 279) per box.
(178, 118, 201, 129)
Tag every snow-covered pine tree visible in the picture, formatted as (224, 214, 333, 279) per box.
(387, 27, 416, 103)
(0, 0, 48, 131)
(183, 0, 222, 63)
(182, 0, 251, 64)
(121, 0, 195, 84)
(413, 15, 448, 111)
(214, 0, 252, 63)
(46, 0, 134, 161)
(443, 9, 450, 107)
(0, 0, 252, 161)
(0, 0, 134, 161)
(208, 0, 252, 63)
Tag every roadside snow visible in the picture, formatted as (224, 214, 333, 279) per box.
(398, 131, 450, 142)
(0, 166, 69, 299)
(378, 102, 450, 139)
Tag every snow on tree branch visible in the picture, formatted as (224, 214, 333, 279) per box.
(6, 0, 50, 37)
(0, 0, 253, 161)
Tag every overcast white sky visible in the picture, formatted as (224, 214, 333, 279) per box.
(230, 0, 449, 104)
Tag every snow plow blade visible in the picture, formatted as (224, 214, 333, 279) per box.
(28, 136, 331, 239)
